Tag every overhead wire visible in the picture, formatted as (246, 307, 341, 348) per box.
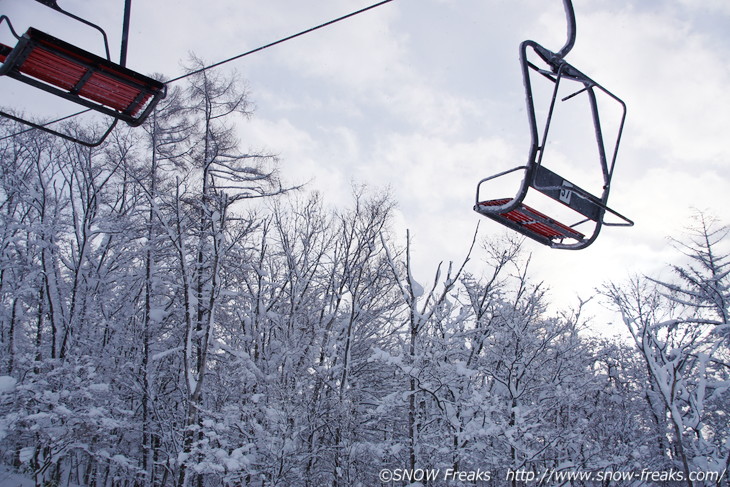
(167, 0, 395, 84)
(0, 0, 396, 142)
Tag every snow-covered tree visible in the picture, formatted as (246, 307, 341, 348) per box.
(605, 213, 730, 485)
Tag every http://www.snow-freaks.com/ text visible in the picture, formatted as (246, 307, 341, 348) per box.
(378, 466, 727, 484)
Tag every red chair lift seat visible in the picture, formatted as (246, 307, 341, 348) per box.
(0, 27, 165, 127)
(477, 198, 585, 245)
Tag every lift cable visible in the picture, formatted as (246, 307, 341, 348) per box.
(0, 0, 396, 142)
(167, 0, 395, 84)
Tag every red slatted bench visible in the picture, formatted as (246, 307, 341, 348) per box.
(476, 198, 585, 245)
(0, 28, 165, 127)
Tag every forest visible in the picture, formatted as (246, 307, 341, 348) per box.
(0, 66, 728, 487)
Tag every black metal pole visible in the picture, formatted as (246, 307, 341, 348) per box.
(556, 0, 576, 59)
(120, 0, 132, 66)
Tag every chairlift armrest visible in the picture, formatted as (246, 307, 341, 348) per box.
(475, 165, 528, 204)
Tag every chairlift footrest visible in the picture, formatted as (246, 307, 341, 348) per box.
(475, 198, 585, 245)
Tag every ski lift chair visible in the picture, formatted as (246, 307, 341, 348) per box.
(0, 2, 165, 147)
(473, 0, 632, 249)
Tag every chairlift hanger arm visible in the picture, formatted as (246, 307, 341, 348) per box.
(527, 0, 576, 72)
(557, 0, 576, 59)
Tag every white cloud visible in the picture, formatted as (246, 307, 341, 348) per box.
(3, 0, 729, 326)
(569, 5, 730, 166)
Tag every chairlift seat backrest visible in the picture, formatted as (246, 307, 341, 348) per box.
(0, 28, 165, 126)
(532, 165, 603, 222)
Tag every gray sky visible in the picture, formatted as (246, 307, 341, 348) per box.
(2, 0, 729, 332)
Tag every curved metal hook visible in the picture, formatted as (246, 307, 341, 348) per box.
(0, 15, 21, 40)
(556, 0, 576, 59)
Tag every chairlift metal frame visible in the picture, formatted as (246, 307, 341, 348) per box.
(0, 1, 165, 147)
(473, 0, 632, 250)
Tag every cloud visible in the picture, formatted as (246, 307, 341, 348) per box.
(3, 0, 728, 325)
(570, 5, 730, 166)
